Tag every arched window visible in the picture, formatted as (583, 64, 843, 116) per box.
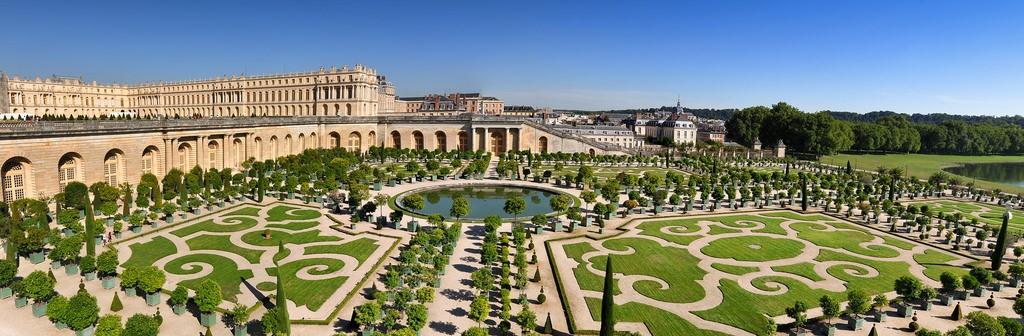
(103, 151, 125, 186)
(233, 139, 244, 169)
(347, 132, 362, 152)
(208, 141, 220, 169)
(142, 146, 162, 176)
(178, 143, 194, 171)
(2, 159, 30, 203)
(58, 153, 83, 192)
(538, 136, 548, 154)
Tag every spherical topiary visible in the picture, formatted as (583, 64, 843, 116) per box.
(987, 294, 996, 308)
(908, 321, 919, 331)
(537, 293, 546, 304)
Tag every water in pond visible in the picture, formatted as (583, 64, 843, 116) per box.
(943, 162, 1024, 187)
(405, 185, 559, 220)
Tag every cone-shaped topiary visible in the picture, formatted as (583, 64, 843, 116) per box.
(204, 326, 212, 336)
(543, 312, 553, 334)
(110, 292, 123, 312)
(951, 302, 963, 320)
(868, 324, 878, 336)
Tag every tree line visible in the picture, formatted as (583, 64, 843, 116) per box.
(726, 102, 1024, 155)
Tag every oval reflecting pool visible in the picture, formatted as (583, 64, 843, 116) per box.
(401, 185, 561, 220)
(943, 162, 1024, 187)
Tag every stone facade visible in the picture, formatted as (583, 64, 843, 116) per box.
(2, 65, 393, 118)
(0, 115, 626, 203)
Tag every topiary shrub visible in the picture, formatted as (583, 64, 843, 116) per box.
(908, 321, 919, 331)
(987, 294, 996, 308)
(110, 293, 123, 312)
(951, 302, 963, 320)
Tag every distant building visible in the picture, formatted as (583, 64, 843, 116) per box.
(550, 124, 645, 150)
(696, 117, 727, 143)
(395, 92, 503, 115)
(623, 98, 697, 145)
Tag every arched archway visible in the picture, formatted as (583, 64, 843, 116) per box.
(285, 135, 293, 155)
(348, 132, 362, 152)
(346, 104, 353, 116)
(309, 132, 318, 149)
(2, 157, 33, 203)
(538, 136, 548, 154)
(334, 104, 340, 116)
(390, 131, 402, 149)
(103, 149, 127, 185)
(589, 148, 596, 156)
(458, 131, 469, 151)
(435, 131, 447, 152)
(329, 132, 341, 148)
(58, 152, 84, 192)
(412, 131, 424, 150)
(142, 146, 162, 176)
(298, 134, 306, 152)
(490, 130, 506, 154)
(368, 131, 377, 146)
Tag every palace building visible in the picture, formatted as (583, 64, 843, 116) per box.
(0, 66, 627, 204)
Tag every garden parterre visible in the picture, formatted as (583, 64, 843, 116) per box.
(116, 202, 397, 320)
(549, 210, 974, 335)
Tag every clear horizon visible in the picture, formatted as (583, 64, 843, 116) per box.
(2, 0, 1021, 116)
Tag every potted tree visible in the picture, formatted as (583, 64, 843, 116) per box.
(47, 294, 69, 329)
(113, 220, 123, 238)
(80, 255, 97, 281)
(161, 203, 177, 224)
(0, 260, 17, 299)
(229, 303, 251, 336)
(12, 280, 28, 308)
(97, 249, 119, 289)
(22, 270, 55, 317)
(139, 266, 166, 306)
(871, 294, 889, 322)
(970, 267, 992, 297)
(961, 273, 980, 300)
(65, 291, 99, 336)
(120, 266, 140, 297)
(785, 301, 808, 336)
(845, 289, 869, 330)
(196, 279, 222, 327)
(939, 272, 961, 305)
(894, 276, 922, 317)
(819, 295, 840, 335)
(170, 285, 189, 315)
(918, 286, 937, 311)
(52, 235, 83, 275)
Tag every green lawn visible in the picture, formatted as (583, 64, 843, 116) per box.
(186, 235, 265, 264)
(559, 210, 972, 336)
(163, 253, 255, 301)
(267, 258, 348, 311)
(701, 236, 805, 262)
(171, 216, 260, 237)
(585, 297, 729, 336)
(303, 237, 380, 265)
(266, 205, 321, 221)
(123, 236, 178, 269)
(822, 153, 1024, 193)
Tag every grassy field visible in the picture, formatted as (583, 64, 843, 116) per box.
(822, 153, 1024, 193)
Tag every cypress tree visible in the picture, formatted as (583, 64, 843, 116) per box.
(846, 161, 853, 175)
(85, 194, 96, 256)
(800, 176, 808, 212)
(992, 209, 1011, 270)
(276, 267, 291, 334)
(599, 256, 615, 336)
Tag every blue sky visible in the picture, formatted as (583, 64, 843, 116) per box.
(3, 1, 1022, 115)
